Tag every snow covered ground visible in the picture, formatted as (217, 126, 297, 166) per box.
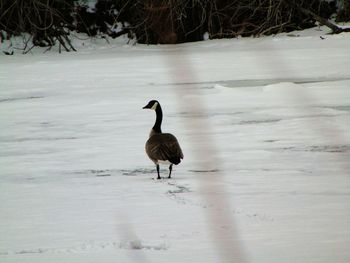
(1, 26, 350, 263)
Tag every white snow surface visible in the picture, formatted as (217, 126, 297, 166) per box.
(1, 27, 350, 263)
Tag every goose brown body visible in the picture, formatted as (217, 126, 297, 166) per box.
(146, 133, 183, 165)
(143, 100, 183, 179)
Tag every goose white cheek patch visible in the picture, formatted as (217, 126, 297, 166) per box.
(151, 102, 158, 110)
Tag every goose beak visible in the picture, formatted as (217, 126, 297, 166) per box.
(143, 103, 151, 109)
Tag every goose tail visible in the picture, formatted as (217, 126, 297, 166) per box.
(169, 157, 182, 165)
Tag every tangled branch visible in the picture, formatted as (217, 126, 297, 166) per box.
(0, 0, 344, 50)
(114, 0, 338, 44)
(0, 0, 75, 52)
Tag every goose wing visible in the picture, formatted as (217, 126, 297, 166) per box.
(146, 133, 183, 164)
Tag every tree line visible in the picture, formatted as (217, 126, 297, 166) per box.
(0, 0, 349, 52)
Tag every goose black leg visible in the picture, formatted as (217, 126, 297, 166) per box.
(156, 164, 161, 179)
(168, 164, 173, 179)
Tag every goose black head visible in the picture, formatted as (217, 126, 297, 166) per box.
(143, 100, 159, 110)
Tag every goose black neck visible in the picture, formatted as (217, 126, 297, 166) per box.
(153, 104, 163, 133)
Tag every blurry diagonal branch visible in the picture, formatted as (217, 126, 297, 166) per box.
(164, 50, 249, 263)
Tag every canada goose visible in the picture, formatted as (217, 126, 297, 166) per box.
(143, 100, 183, 179)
